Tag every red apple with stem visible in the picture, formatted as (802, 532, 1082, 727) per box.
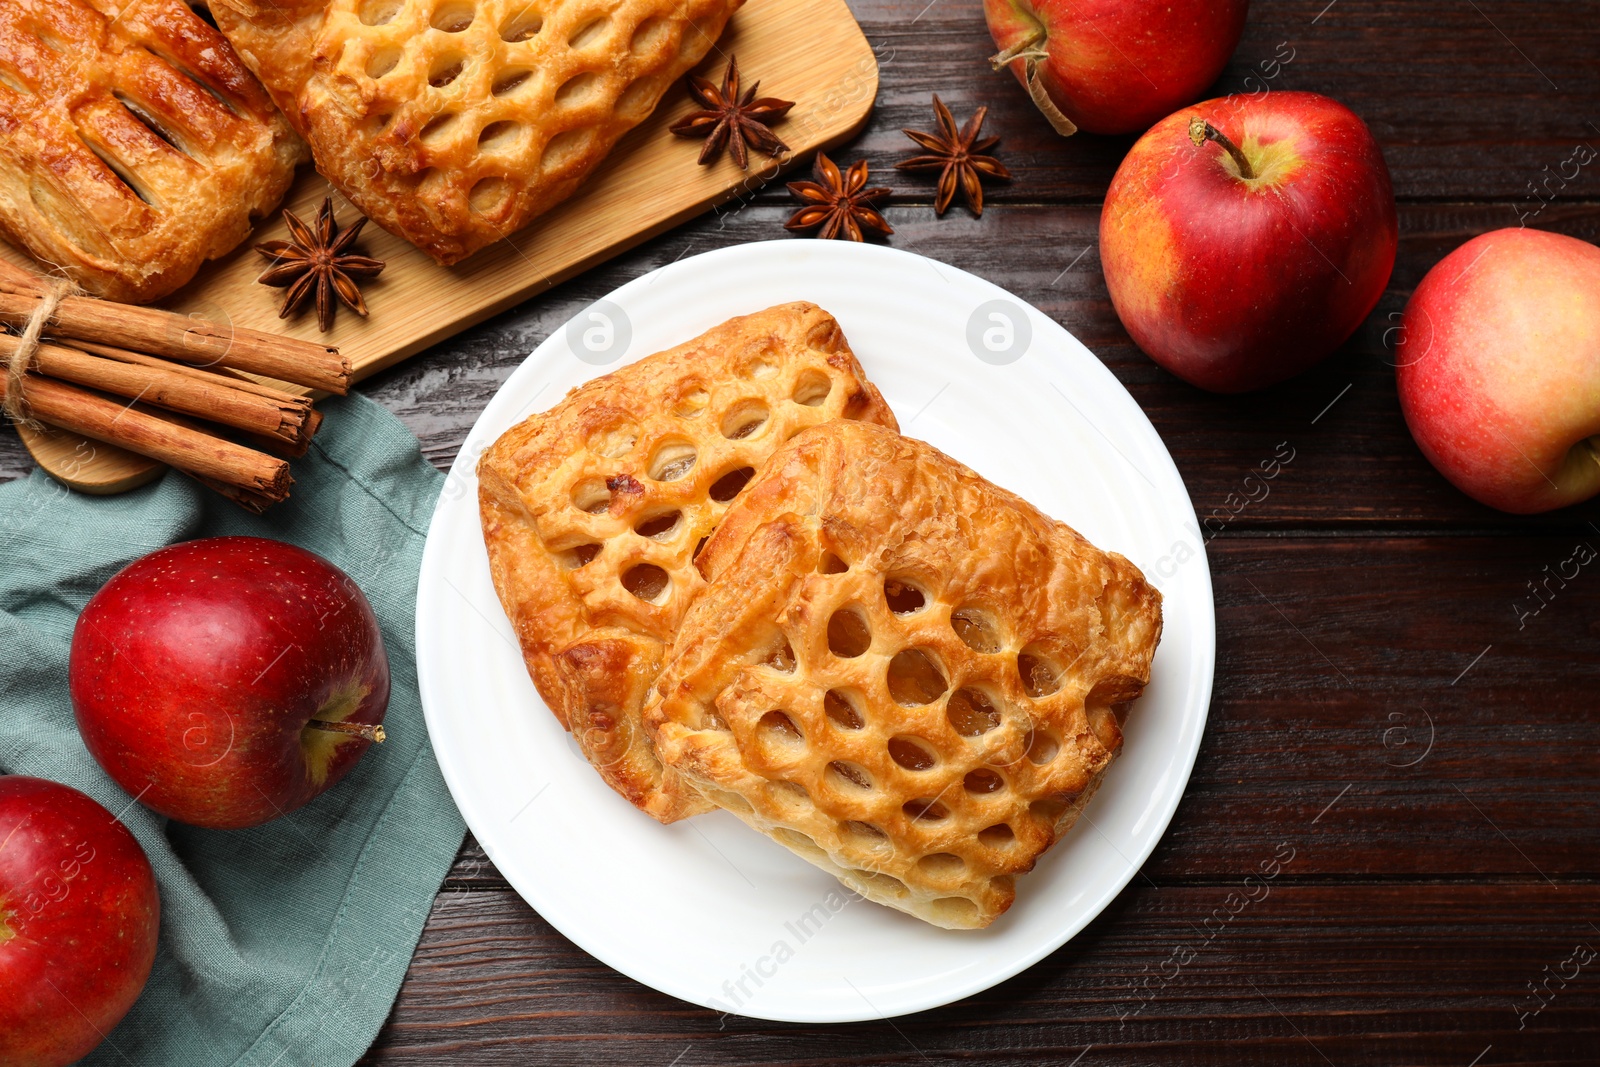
(1100, 91, 1398, 392)
(986, 0, 1249, 136)
(0, 776, 160, 1067)
(1396, 228, 1600, 513)
(70, 537, 390, 830)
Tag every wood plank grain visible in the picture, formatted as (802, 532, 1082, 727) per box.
(356, 884, 1600, 1065)
(1157, 534, 1600, 879)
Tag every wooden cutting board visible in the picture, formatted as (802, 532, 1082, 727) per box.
(10, 0, 878, 494)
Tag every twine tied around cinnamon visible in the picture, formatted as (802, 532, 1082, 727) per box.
(3, 276, 78, 429)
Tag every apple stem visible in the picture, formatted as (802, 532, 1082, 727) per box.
(988, 26, 1076, 136)
(989, 28, 1047, 71)
(306, 719, 386, 744)
(1189, 118, 1256, 180)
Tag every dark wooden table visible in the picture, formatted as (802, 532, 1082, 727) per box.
(10, 1, 1599, 1062)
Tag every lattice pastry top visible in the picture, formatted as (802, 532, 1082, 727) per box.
(478, 302, 898, 823)
(0, 0, 306, 302)
(644, 420, 1163, 928)
(212, 0, 742, 264)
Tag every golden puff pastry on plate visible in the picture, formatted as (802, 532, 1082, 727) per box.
(0, 0, 306, 302)
(212, 0, 744, 264)
(644, 420, 1163, 928)
(477, 302, 897, 823)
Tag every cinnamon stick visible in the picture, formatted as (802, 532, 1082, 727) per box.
(78, 340, 318, 408)
(194, 475, 289, 515)
(232, 423, 316, 459)
(78, 339, 321, 449)
(0, 261, 350, 395)
(139, 354, 326, 455)
(0, 336, 316, 447)
(2, 374, 291, 500)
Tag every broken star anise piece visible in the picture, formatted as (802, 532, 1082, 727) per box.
(669, 55, 795, 170)
(784, 153, 894, 242)
(896, 94, 1012, 217)
(255, 198, 385, 332)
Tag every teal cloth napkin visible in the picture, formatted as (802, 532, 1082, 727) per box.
(0, 394, 466, 1067)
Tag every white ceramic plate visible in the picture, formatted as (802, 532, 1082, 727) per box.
(415, 240, 1214, 1023)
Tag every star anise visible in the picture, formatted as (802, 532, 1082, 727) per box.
(255, 198, 384, 332)
(896, 95, 1012, 217)
(784, 153, 893, 242)
(669, 55, 794, 169)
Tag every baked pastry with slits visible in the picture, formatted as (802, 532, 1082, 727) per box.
(644, 420, 1163, 928)
(211, 0, 743, 264)
(0, 0, 306, 303)
(478, 302, 897, 822)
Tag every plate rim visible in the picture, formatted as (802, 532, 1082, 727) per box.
(415, 239, 1216, 1022)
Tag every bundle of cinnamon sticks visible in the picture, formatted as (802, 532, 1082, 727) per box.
(0, 259, 352, 511)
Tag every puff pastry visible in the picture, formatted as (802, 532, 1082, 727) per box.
(644, 420, 1163, 928)
(0, 0, 306, 303)
(478, 302, 897, 822)
(212, 0, 743, 264)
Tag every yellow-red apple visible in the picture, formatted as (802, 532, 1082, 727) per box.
(1100, 92, 1398, 392)
(1396, 228, 1600, 514)
(986, 0, 1248, 136)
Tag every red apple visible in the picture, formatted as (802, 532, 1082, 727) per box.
(1100, 92, 1398, 392)
(0, 776, 159, 1067)
(1396, 228, 1600, 513)
(986, 0, 1249, 136)
(70, 537, 390, 830)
